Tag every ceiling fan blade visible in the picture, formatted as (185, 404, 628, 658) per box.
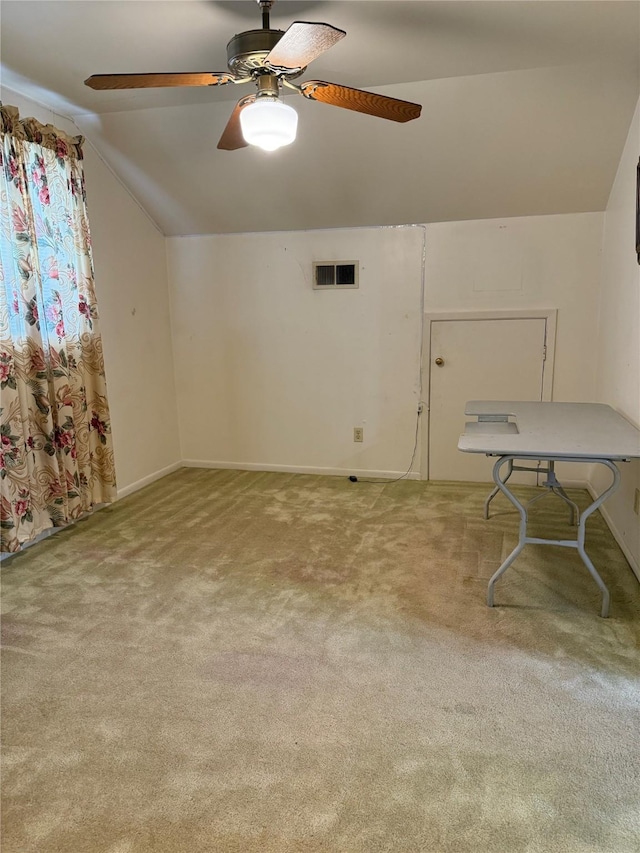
(84, 72, 235, 90)
(265, 22, 346, 71)
(300, 81, 422, 123)
(217, 95, 256, 151)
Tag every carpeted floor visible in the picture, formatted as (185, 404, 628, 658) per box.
(2, 468, 639, 853)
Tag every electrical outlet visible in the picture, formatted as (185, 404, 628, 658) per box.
(634, 488, 640, 516)
(353, 427, 364, 443)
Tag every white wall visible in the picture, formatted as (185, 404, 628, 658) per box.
(423, 213, 603, 403)
(167, 226, 425, 477)
(167, 214, 603, 481)
(1, 88, 181, 496)
(592, 98, 640, 576)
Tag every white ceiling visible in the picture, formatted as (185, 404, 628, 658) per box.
(1, 1, 639, 235)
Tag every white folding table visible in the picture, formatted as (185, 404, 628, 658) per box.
(458, 401, 640, 617)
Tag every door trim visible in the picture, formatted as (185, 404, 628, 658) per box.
(421, 309, 557, 480)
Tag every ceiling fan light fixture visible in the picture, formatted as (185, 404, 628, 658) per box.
(239, 98, 298, 151)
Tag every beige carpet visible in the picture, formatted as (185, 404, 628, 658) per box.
(2, 468, 639, 852)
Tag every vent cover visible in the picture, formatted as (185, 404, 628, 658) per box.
(313, 261, 359, 290)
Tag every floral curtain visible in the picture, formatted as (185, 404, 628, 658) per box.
(0, 105, 116, 553)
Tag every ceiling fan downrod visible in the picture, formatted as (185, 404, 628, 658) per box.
(259, 0, 273, 30)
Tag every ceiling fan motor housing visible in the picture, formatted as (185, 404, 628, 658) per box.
(226, 29, 306, 78)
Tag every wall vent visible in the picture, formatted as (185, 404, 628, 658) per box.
(312, 261, 359, 290)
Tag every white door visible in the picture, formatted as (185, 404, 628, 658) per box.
(427, 317, 548, 482)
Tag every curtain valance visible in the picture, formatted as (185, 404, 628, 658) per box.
(0, 104, 84, 159)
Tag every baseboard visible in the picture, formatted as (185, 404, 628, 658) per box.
(116, 461, 182, 499)
(586, 483, 640, 582)
(182, 459, 421, 481)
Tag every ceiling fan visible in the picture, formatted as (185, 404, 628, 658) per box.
(84, 0, 422, 152)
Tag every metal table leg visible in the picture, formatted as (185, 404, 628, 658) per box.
(574, 460, 619, 618)
(484, 458, 513, 519)
(486, 456, 529, 607)
(486, 455, 620, 617)
(485, 459, 579, 524)
(538, 461, 580, 525)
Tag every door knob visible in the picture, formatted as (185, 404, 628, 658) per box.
(434, 357, 445, 366)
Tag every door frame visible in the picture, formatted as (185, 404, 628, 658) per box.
(420, 309, 557, 480)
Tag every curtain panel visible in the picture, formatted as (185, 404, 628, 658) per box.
(0, 105, 116, 553)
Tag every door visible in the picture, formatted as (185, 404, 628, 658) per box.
(427, 316, 549, 482)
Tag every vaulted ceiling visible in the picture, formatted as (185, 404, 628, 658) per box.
(2, 1, 639, 235)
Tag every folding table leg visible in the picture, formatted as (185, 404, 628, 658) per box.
(487, 456, 528, 607)
(573, 460, 620, 619)
(484, 455, 620, 617)
(484, 458, 513, 519)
